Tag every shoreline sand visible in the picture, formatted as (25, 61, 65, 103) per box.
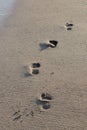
(0, 0, 17, 29)
(0, 0, 87, 130)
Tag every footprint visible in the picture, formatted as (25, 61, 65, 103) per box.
(39, 40, 58, 51)
(36, 93, 52, 111)
(65, 22, 74, 30)
(48, 40, 58, 48)
(24, 63, 40, 77)
(40, 102, 51, 110)
(39, 93, 52, 101)
(12, 110, 20, 116)
(30, 110, 34, 117)
(31, 62, 41, 68)
(12, 110, 21, 121)
(13, 115, 21, 121)
(32, 69, 39, 75)
(24, 109, 34, 117)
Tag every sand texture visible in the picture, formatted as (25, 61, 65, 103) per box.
(0, 0, 87, 130)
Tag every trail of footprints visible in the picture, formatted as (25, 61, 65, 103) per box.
(31, 22, 73, 109)
(12, 22, 74, 121)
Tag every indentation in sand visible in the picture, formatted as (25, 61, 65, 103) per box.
(39, 40, 58, 51)
(24, 62, 41, 77)
(65, 22, 74, 31)
(36, 93, 52, 111)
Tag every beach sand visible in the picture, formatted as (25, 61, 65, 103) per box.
(0, 0, 87, 129)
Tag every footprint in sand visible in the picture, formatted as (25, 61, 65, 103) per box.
(40, 102, 51, 110)
(36, 93, 52, 111)
(40, 93, 52, 101)
(65, 22, 74, 30)
(12, 110, 21, 121)
(39, 40, 58, 51)
(24, 62, 41, 77)
(31, 63, 41, 68)
(49, 40, 58, 48)
(12, 108, 35, 121)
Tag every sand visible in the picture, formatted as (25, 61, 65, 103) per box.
(0, 0, 87, 130)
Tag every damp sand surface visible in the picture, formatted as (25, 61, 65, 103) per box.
(0, 0, 87, 130)
(0, 0, 16, 27)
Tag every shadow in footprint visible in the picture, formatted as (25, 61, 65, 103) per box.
(49, 40, 58, 48)
(36, 99, 51, 110)
(67, 27, 72, 30)
(32, 69, 39, 75)
(66, 23, 73, 27)
(39, 43, 49, 51)
(41, 93, 52, 101)
(65, 22, 74, 31)
(42, 103, 51, 110)
(31, 63, 41, 68)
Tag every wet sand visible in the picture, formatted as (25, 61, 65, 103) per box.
(0, 0, 87, 130)
(0, 0, 16, 28)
